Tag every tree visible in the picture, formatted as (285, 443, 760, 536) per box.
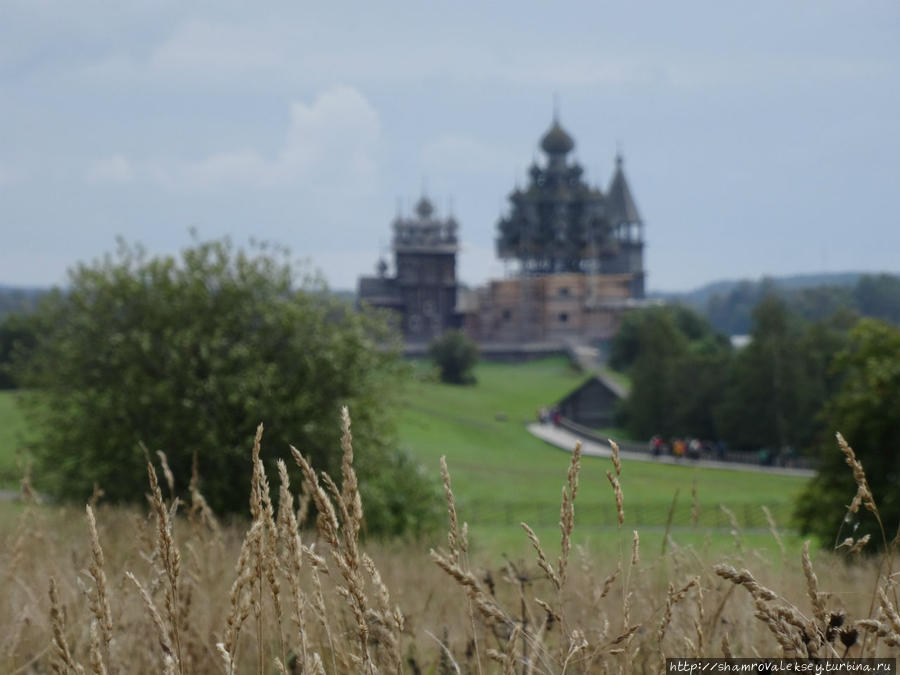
(14, 238, 440, 536)
(715, 296, 851, 453)
(428, 330, 479, 384)
(611, 305, 731, 440)
(795, 319, 900, 549)
(854, 274, 900, 323)
(615, 309, 688, 438)
(716, 295, 805, 451)
(610, 304, 728, 372)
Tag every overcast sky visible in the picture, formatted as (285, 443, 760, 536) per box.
(2, 1, 899, 292)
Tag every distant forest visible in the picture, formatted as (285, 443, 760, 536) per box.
(656, 272, 900, 335)
(0, 285, 45, 319)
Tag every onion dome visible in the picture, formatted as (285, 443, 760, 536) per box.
(414, 196, 434, 219)
(540, 120, 575, 156)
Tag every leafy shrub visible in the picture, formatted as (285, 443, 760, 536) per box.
(795, 319, 900, 549)
(13, 237, 440, 536)
(428, 330, 479, 384)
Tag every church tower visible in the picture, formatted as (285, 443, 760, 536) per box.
(605, 154, 646, 298)
(496, 116, 618, 276)
(358, 195, 460, 343)
(481, 117, 648, 343)
(392, 196, 459, 341)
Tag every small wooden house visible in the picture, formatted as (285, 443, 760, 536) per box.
(556, 373, 627, 430)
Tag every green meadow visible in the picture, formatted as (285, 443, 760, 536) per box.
(398, 357, 814, 557)
(0, 357, 816, 556)
(0, 390, 30, 489)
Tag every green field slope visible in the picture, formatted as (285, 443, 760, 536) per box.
(1, 359, 817, 556)
(0, 390, 30, 488)
(398, 357, 814, 556)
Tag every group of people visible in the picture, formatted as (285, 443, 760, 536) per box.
(537, 406, 561, 426)
(649, 435, 726, 461)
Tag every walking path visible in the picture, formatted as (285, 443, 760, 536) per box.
(527, 423, 816, 478)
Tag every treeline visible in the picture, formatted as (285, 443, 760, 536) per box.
(611, 299, 900, 543)
(696, 273, 900, 335)
(612, 299, 863, 454)
(0, 312, 37, 389)
(0, 285, 45, 319)
(0, 287, 45, 388)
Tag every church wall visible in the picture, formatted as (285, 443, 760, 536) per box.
(373, 219, 458, 342)
(470, 273, 639, 344)
(543, 274, 585, 339)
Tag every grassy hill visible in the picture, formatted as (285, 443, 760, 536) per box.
(398, 357, 813, 556)
(0, 357, 815, 555)
(0, 390, 30, 488)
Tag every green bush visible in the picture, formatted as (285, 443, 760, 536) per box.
(13, 237, 440, 536)
(428, 330, 479, 384)
(795, 319, 900, 549)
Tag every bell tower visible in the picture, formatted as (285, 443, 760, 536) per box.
(392, 196, 459, 341)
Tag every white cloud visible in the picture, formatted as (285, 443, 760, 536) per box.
(280, 86, 380, 181)
(150, 85, 381, 190)
(86, 154, 134, 184)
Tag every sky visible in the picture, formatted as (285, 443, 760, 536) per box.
(1, 1, 899, 293)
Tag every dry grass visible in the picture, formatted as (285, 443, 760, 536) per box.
(1, 416, 898, 673)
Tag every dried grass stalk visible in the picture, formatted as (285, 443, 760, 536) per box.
(84, 505, 113, 663)
(440, 455, 462, 562)
(721, 633, 733, 658)
(521, 522, 560, 589)
(606, 471, 624, 527)
(49, 576, 82, 675)
(714, 564, 778, 601)
(558, 441, 581, 585)
(276, 459, 310, 672)
(146, 462, 184, 674)
(801, 541, 827, 626)
(608, 439, 621, 476)
(87, 620, 106, 675)
(762, 506, 786, 560)
(291, 409, 376, 674)
(220, 520, 261, 674)
(155, 450, 176, 500)
(836, 432, 876, 515)
(600, 562, 621, 599)
(850, 534, 871, 554)
(188, 453, 221, 538)
(249, 424, 286, 669)
(125, 571, 176, 666)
